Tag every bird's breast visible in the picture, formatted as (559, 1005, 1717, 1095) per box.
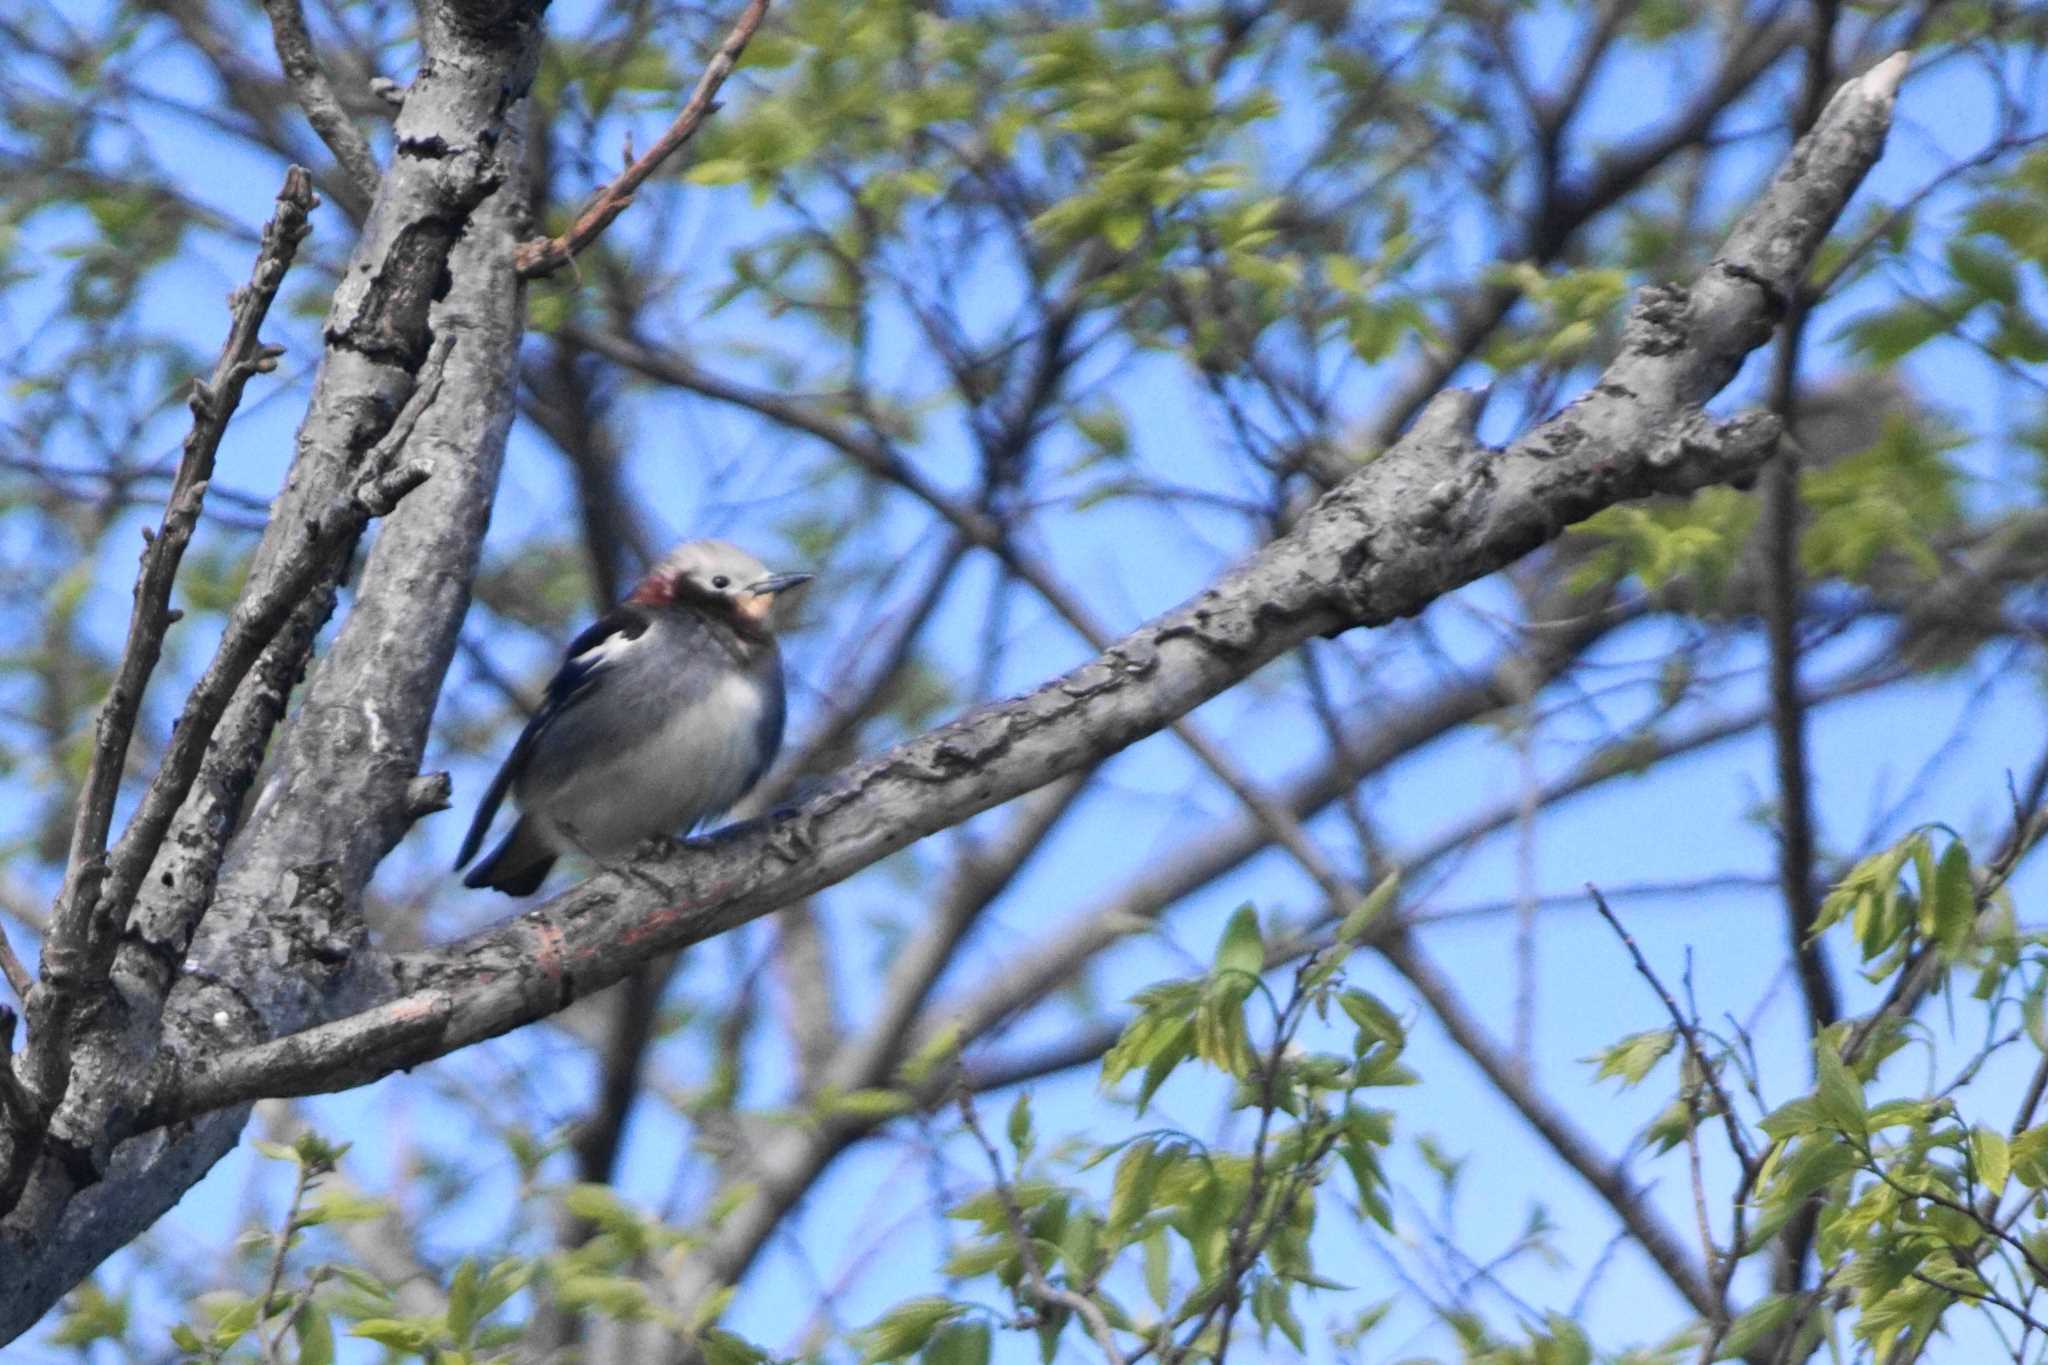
(525, 665, 773, 860)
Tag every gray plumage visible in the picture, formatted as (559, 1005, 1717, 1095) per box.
(456, 540, 809, 895)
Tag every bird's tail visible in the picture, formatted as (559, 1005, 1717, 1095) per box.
(462, 816, 556, 896)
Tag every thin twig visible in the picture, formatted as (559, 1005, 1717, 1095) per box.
(1588, 886, 1758, 1177)
(258, 1159, 317, 1365)
(29, 165, 317, 1113)
(0, 926, 30, 1005)
(957, 1088, 1129, 1365)
(514, 0, 770, 277)
(259, 0, 380, 198)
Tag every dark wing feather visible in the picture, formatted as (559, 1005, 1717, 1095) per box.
(454, 605, 651, 869)
(738, 651, 788, 796)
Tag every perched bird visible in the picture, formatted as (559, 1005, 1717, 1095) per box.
(455, 540, 810, 895)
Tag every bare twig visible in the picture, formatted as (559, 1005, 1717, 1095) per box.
(257, 1156, 319, 1365)
(21, 335, 447, 1138)
(260, 0, 380, 198)
(1588, 886, 1758, 1177)
(957, 1088, 1129, 1365)
(514, 0, 770, 277)
(30, 165, 317, 1109)
(0, 927, 31, 1006)
(1379, 931, 1720, 1319)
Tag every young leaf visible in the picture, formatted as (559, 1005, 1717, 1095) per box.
(1337, 872, 1400, 945)
(701, 1328, 770, 1365)
(1815, 1046, 1867, 1135)
(293, 1307, 336, 1365)
(1974, 1125, 2012, 1198)
(1585, 1029, 1676, 1088)
(923, 1320, 992, 1365)
(862, 1298, 968, 1363)
(1716, 1293, 1798, 1359)
(1008, 1092, 1034, 1163)
(1213, 904, 1264, 982)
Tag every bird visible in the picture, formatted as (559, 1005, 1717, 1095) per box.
(455, 539, 811, 895)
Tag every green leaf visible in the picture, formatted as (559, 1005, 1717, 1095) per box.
(1932, 839, 1975, 956)
(300, 1189, 390, 1225)
(1716, 1293, 1798, 1358)
(1758, 1096, 1827, 1140)
(1838, 300, 1955, 364)
(328, 1263, 395, 1303)
(1947, 240, 2018, 305)
(1057, 1210, 1100, 1279)
(208, 1296, 260, 1350)
(1336, 872, 1400, 944)
(701, 1328, 770, 1365)
(562, 1184, 640, 1232)
(1143, 1227, 1172, 1309)
(1134, 1017, 1193, 1112)
(1975, 1125, 2012, 1197)
(554, 1271, 659, 1321)
(447, 1257, 480, 1343)
(823, 1087, 916, 1120)
(923, 1320, 992, 1365)
(686, 158, 751, 186)
(294, 1306, 336, 1365)
(1213, 904, 1264, 982)
(1815, 1046, 1867, 1135)
(48, 1283, 127, 1347)
(348, 1317, 437, 1351)
(1008, 1092, 1034, 1162)
(476, 1258, 533, 1323)
(1108, 1139, 1159, 1235)
(1585, 1029, 1676, 1088)
(251, 1139, 303, 1164)
(861, 1297, 967, 1363)
(1337, 990, 1403, 1049)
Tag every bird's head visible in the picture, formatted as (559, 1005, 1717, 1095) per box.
(629, 539, 812, 633)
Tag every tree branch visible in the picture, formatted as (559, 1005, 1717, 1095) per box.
(151, 27, 1912, 1107)
(260, 0, 381, 199)
(513, 0, 770, 277)
(25, 164, 318, 1132)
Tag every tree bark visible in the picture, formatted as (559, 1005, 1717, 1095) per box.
(0, 36, 1906, 1342)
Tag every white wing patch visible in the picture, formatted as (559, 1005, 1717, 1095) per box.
(571, 628, 643, 673)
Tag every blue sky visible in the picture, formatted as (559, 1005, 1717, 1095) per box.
(4, 3, 2045, 1360)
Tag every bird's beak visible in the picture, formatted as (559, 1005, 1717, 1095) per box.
(736, 571, 812, 623)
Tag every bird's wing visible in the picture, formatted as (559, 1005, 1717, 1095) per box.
(454, 605, 652, 869)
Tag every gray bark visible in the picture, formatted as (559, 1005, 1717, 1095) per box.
(0, 32, 1905, 1342)
(0, 0, 543, 1338)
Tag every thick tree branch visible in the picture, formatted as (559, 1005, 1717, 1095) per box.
(1348, 14, 1812, 467)
(22, 167, 318, 1164)
(150, 46, 1905, 1119)
(0, 0, 546, 1333)
(41, 166, 316, 1016)
(156, 383, 1775, 1119)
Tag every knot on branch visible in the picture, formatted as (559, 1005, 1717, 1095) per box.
(405, 772, 453, 821)
(1622, 283, 1693, 358)
(282, 860, 361, 970)
(1643, 410, 1782, 496)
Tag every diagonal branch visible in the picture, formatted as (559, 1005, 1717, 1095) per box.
(149, 47, 1905, 1134)
(31, 165, 318, 1106)
(260, 0, 381, 199)
(514, 0, 770, 277)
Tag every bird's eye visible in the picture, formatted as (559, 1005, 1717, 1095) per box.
(711, 575, 731, 590)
